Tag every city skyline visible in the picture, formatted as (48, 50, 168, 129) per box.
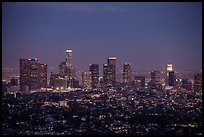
(2, 2, 202, 72)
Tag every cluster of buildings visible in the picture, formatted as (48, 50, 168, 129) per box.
(4, 49, 200, 94)
(2, 49, 202, 135)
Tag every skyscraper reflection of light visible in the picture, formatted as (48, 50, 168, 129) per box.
(66, 49, 75, 79)
(123, 62, 131, 88)
(107, 57, 116, 87)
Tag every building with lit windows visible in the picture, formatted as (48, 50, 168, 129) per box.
(165, 64, 173, 86)
(123, 62, 131, 88)
(20, 58, 47, 91)
(103, 64, 110, 87)
(107, 57, 116, 87)
(89, 64, 99, 89)
(66, 49, 75, 79)
(39, 63, 47, 88)
(49, 73, 66, 90)
(150, 70, 161, 90)
(59, 61, 66, 78)
(168, 71, 175, 86)
(82, 71, 92, 90)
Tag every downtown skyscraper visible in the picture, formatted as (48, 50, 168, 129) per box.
(82, 71, 92, 90)
(89, 64, 99, 89)
(123, 62, 131, 88)
(20, 58, 47, 91)
(103, 57, 116, 88)
(168, 71, 175, 86)
(66, 49, 75, 79)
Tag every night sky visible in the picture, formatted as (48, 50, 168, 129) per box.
(2, 2, 202, 73)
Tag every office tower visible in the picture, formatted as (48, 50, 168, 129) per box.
(123, 62, 131, 88)
(49, 72, 60, 88)
(89, 64, 99, 89)
(151, 70, 161, 90)
(20, 58, 38, 91)
(39, 63, 47, 88)
(59, 61, 66, 78)
(168, 71, 175, 86)
(135, 76, 145, 88)
(103, 63, 113, 87)
(67, 78, 79, 88)
(151, 70, 160, 84)
(107, 57, 116, 87)
(20, 58, 47, 91)
(194, 73, 202, 92)
(66, 49, 75, 79)
(82, 71, 92, 90)
(49, 72, 67, 90)
(103, 64, 108, 87)
(165, 64, 173, 86)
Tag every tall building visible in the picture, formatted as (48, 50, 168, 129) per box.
(39, 63, 47, 88)
(82, 71, 92, 90)
(165, 64, 173, 86)
(67, 78, 79, 88)
(89, 64, 99, 89)
(135, 76, 145, 88)
(49, 72, 60, 88)
(151, 71, 160, 83)
(107, 57, 116, 87)
(59, 61, 66, 78)
(123, 62, 131, 88)
(194, 73, 202, 92)
(49, 72, 66, 90)
(20, 58, 47, 91)
(103, 64, 110, 87)
(66, 49, 75, 79)
(151, 70, 161, 90)
(168, 71, 175, 86)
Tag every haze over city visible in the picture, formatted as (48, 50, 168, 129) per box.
(2, 2, 202, 72)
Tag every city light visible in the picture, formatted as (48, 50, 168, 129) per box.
(66, 49, 72, 53)
(2, 2, 202, 136)
(166, 64, 173, 71)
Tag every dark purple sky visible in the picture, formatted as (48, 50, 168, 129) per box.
(2, 2, 202, 72)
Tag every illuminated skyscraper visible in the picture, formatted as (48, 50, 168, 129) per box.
(107, 57, 116, 87)
(39, 63, 47, 88)
(194, 73, 202, 92)
(59, 61, 66, 78)
(103, 64, 109, 87)
(82, 71, 92, 90)
(151, 70, 161, 90)
(165, 64, 173, 86)
(168, 71, 175, 86)
(66, 49, 75, 79)
(20, 58, 47, 91)
(49, 72, 66, 90)
(123, 62, 131, 88)
(65, 49, 79, 89)
(89, 64, 99, 89)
